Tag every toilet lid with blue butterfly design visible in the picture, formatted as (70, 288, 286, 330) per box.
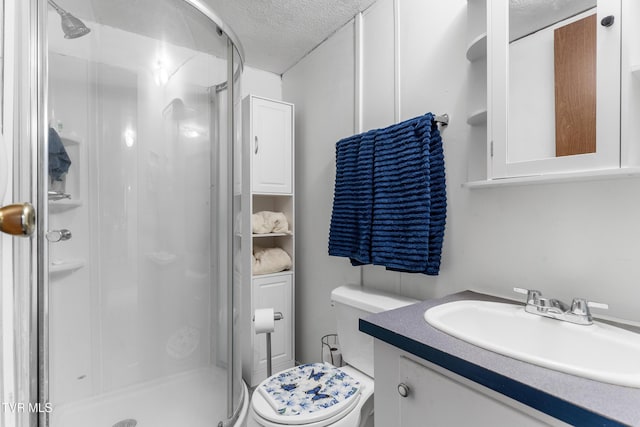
(255, 362, 362, 425)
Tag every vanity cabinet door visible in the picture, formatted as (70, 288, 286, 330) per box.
(397, 357, 554, 427)
(374, 340, 568, 427)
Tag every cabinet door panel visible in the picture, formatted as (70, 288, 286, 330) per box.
(252, 274, 293, 375)
(252, 98, 292, 194)
(398, 356, 556, 427)
(490, 0, 621, 178)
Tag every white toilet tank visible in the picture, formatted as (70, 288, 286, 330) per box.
(331, 285, 418, 378)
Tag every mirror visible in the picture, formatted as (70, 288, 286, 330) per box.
(488, 0, 621, 179)
(509, 1, 596, 163)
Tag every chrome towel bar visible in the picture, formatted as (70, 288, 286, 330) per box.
(435, 113, 449, 126)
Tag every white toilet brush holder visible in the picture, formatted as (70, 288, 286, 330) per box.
(253, 308, 283, 377)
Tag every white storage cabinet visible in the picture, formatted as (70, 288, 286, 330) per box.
(240, 95, 295, 387)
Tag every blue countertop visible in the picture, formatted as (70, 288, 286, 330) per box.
(360, 290, 640, 427)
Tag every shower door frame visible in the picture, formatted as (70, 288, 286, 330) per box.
(19, 0, 247, 426)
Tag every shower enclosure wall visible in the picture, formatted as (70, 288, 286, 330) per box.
(3, 1, 246, 426)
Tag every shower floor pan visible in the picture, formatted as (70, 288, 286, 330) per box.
(53, 367, 233, 427)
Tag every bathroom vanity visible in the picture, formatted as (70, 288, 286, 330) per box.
(360, 291, 640, 427)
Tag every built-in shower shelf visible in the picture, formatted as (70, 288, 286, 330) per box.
(50, 259, 86, 274)
(60, 136, 81, 146)
(466, 109, 487, 126)
(252, 231, 293, 238)
(147, 251, 177, 265)
(466, 33, 487, 62)
(49, 199, 83, 212)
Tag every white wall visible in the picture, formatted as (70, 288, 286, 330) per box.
(283, 0, 640, 364)
(284, 0, 472, 363)
(282, 20, 361, 364)
(242, 67, 282, 100)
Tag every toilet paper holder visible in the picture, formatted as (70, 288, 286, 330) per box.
(253, 310, 283, 377)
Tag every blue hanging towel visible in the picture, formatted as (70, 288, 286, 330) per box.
(48, 127, 71, 181)
(328, 113, 446, 276)
(327, 129, 375, 264)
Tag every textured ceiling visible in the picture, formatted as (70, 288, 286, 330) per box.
(200, 0, 378, 74)
(57, 0, 377, 75)
(54, 0, 601, 75)
(510, 0, 596, 41)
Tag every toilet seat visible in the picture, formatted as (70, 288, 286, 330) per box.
(251, 364, 373, 427)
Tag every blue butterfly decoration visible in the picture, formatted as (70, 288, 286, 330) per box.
(305, 385, 330, 401)
(281, 383, 297, 391)
(308, 369, 325, 381)
(312, 393, 331, 401)
(305, 385, 321, 395)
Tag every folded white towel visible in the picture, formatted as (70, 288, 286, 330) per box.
(253, 246, 292, 275)
(252, 211, 289, 234)
(252, 213, 271, 234)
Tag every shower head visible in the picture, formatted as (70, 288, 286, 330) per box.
(162, 98, 197, 121)
(48, 0, 91, 39)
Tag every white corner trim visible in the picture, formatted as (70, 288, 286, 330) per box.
(393, 0, 401, 122)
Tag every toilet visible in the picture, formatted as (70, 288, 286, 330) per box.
(248, 285, 418, 427)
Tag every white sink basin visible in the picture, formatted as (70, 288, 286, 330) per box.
(424, 300, 640, 388)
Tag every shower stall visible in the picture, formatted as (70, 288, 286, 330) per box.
(2, 0, 246, 426)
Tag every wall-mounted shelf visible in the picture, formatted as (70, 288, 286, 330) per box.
(50, 259, 86, 274)
(466, 0, 487, 133)
(466, 109, 487, 126)
(464, 167, 640, 189)
(466, 33, 487, 62)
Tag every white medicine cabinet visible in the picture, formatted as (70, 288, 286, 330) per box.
(482, 0, 640, 182)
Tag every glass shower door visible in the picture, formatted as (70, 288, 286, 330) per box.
(42, 1, 244, 426)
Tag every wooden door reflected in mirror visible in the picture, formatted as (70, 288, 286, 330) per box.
(554, 14, 596, 157)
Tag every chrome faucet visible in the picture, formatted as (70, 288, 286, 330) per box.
(513, 288, 608, 325)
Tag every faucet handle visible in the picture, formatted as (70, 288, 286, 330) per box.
(587, 301, 609, 310)
(570, 298, 608, 321)
(513, 288, 543, 305)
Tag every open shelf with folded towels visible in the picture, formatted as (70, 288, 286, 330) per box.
(252, 245, 293, 276)
(251, 196, 294, 276)
(252, 195, 294, 235)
